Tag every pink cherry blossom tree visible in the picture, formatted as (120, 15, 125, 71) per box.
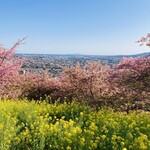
(0, 38, 25, 98)
(59, 62, 111, 103)
(107, 33, 150, 111)
(137, 33, 150, 49)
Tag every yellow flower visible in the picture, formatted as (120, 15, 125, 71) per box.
(28, 115, 31, 119)
(135, 127, 139, 131)
(61, 116, 65, 119)
(49, 144, 52, 148)
(66, 146, 71, 150)
(69, 119, 74, 126)
(30, 124, 34, 130)
(101, 134, 106, 140)
(0, 124, 3, 130)
(90, 131, 95, 135)
(75, 117, 78, 121)
(67, 139, 72, 144)
(80, 112, 84, 116)
(63, 123, 68, 129)
(80, 138, 85, 143)
(55, 121, 59, 126)
(76, 127, 82, 133)
(126, 132, 133, 140)
(39, 116, 43, 119)
(11, 127, 14, 131)
(121, 142, 125, 146)
(92, 143, 97, 149)
(14, 137, 20, 142)
(67, 133, 72, 137)
(90, 140, 93, 144)
(7, 140, 11, 144)
(96, 137, 100, 140)
(72, 128, 77, 134)
(8, 134, 12, 138)
(49, 116, 52, 120)
(44, 124, 49, 129)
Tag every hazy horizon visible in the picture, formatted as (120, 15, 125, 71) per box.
(0, 0, 150, 55)
(16, 51, 149, 56)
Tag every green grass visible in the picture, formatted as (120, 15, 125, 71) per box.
(0, 98, 150, 150)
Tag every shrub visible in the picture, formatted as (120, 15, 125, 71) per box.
(20, 72, 62, 101)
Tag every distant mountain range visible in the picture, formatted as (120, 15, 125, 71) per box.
(15, 52, 149, 58)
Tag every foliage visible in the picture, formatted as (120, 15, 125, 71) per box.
(0, 99, 150, 150)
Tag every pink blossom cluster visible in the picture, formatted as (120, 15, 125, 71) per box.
(59, 62, 111, 101)
(108, 56, 150, 111)
(138, 33, 150, 47)
(0, 39, 24, 98)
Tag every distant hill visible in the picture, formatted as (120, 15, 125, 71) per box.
(16, 52, 149, 58)
(128, 52, 149, 57)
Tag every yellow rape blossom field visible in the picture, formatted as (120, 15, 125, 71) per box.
(0, 98, 150, 150)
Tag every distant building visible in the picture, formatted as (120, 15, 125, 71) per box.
(19, 69, 26, 75)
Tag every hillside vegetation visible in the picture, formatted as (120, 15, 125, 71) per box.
(0, 35, 150, 149)
(0, 41, 149, 111)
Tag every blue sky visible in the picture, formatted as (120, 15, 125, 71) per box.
(0, 0, 150, 55)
